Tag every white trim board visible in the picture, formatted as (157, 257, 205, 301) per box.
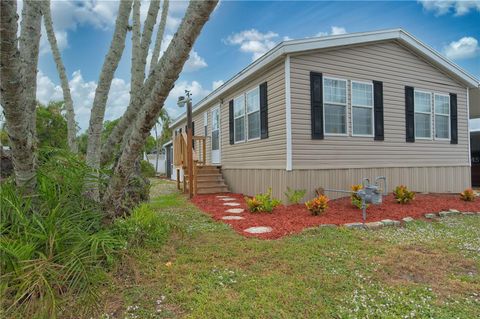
(285, 55, 292, 171)
(171, 28, 479, 128)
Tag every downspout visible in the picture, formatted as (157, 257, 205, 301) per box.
(285, 54, 292, 171)
(467, 87, 471, 167)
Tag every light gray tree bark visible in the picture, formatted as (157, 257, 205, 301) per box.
(100, 0, 164, 165)
(103, 0, 218, 215)
(0, 0, 41, 191)
(42, 0, 77, 153)
(85, 0, 132, 199)
(149, 0, 169, 73)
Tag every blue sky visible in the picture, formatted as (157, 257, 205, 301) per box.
(34, 0, 480, 132)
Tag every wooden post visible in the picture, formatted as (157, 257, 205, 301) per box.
(202, 138, 206, 165)
(186, 98, 194, 199)
(176, 168, 180, 190)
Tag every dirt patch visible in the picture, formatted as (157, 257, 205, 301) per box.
(375, 245, 479, 297)
(191, 193, 480, 239)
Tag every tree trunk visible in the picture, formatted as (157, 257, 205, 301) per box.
(149, 0, 169, 73)
(0, 0, 41, 191)
(42, 0, 77, 153)
(103, 0, 218, 216)
(100, 0, 164, 165)
(85, 0, 132, 200)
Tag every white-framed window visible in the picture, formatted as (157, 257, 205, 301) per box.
(351, 81, 374, 137)
(246, 86, 260, 140)
(203, 112, 208, 136)
(434, 93, 450, 140)
(323, 77, 347, 135)
(233, 95, 245, 143)
(414, 90, 432, 139)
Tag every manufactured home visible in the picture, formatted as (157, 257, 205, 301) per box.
(170, 29, 479, 200)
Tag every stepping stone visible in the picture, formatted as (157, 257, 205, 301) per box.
(216, 195, 230, 198)
(344, 222, 365, 229)
(381, 219, 400, 226)
(448, 209, 460, 215)
(219, 198, 235, 201)
(224, 202, 240, 206)
(244, 226, 272, 234)
(402, 217, 415, 223)
(461, 212, 475, 215)
(225, 208, 244, 214)
(221, 216, 245, 220)
(365, 221, 383, 229)
(425, 213, 437, 219)
(319, 224, 337, 228)
(439, 211, 450, 217)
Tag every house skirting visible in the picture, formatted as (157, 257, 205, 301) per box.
(222, 166, 471, 201)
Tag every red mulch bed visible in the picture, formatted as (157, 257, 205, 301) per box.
(191, 193, 480, 240)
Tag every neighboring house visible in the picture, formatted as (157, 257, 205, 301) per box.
(170, 29, 479, 200)
(470, 88, 480, 186)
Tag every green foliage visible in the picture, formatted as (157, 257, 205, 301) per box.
(305, 195, 329, 215)
(0, 129, 9, 147)
(460, 188, 476, 202)
(140, 160, 156, 178)
(284, 187, 306, 205)
(77, 132, 88, 155)
(393, 185, 415, 204)
(350, 184, 369, 209)
(245, 188, 281, 213)
(36, 101, 69, 149)
(144, 136, 156, 154)
(112, 204, 170, 248)
(0, 149, 122, 317)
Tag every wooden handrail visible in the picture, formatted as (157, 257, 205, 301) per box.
(173, 133, 207, 195)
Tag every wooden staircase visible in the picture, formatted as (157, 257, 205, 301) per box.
(190, 165, 229, 194)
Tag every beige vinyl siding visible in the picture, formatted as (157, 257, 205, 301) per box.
(223, 166, 470, 201)
(172, 61, 286, 169)
(290, 41, 470, 169)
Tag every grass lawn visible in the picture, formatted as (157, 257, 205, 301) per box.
(97, 179, 479, 319)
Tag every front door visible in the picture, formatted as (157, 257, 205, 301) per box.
(211, 106, 221, 164)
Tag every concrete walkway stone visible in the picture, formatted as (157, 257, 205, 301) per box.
(381, 219, 400, 226)
(223, 202, 240, 206)
(222, 216, 245, 220)
(402, 217, 414, 223)
(225, 208, 244, 214)
(219, 197, 235, 201)
(244, 226, 272, 234)
(425, 213, 437, 219)
(365, 221, 383, 229)
(344, 222, 364, 229)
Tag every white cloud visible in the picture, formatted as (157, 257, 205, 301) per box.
(212, 80, 224, 90)
(419, 0, 480, 16)
(443, 36, 479, 60)
(225, 29, 280, 61)
(184, 51, 208, 71)
(316, 26, 347, 37)
(36, 69, 130, 133)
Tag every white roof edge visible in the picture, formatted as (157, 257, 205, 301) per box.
(171, 28, 479, 127)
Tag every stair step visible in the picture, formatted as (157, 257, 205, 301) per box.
(197, 181, 228, 188)
(196, 186, 229, 194)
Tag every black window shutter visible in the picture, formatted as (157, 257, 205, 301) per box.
(373, 81, 384, 141)
(450, 93, 458, 144)
(405, 86, 415, 143)
(229, 100, 234, 145)
(259, 82, 269, 139)
(310, 72, 324, 139)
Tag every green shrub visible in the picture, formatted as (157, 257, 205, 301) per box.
(112, 204, 170, 248)
(245, 188, 281, 213)
(350, 184, 369, 209)
(305, 195, 329, 215)
(0, 150, 122, 317)
(284, 187, 306, 205)
(140, 160, 156, 178)
(393, 185, 415, 204)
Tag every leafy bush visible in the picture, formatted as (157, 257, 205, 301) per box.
(112, 204, 170, 248)
(305, 195, 329, 215)
(350, 184, 366, 209)
(393, 185, 415, 204)
(460, 188, 476, 202)
(0, 150, 122, 317)
(284, 187, 306, 205)
(140, 160, 156, 178)
(245, 188, 281, 213)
